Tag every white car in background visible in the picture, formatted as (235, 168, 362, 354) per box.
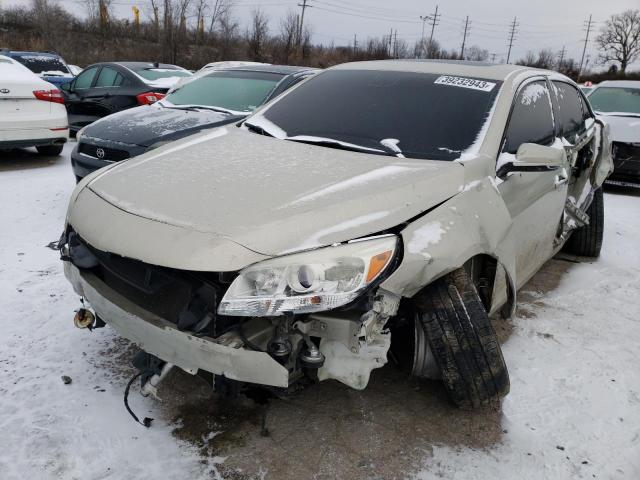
(587, 80, 640, 187)
(0, 55, 69, 156)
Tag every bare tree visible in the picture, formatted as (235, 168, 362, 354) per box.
(217, 8, 239, 59)
(246, 9, 269, 61)
(596, 9, 640, 73)
(465, 45, 489, 62)
(275, 10, 298, 63)
(192, 0, 207, 43)
(208, 0, 232, 36)
(149, 0, 161, 39)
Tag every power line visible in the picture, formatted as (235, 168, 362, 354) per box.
(578, 14, 594, 81)
(506, 16, 518, 64)
(460, 15, 470, 58)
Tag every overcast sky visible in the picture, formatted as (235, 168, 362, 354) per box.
(6, 0, 640, 69)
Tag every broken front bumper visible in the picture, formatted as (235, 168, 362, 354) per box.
(64, 263, 289, 387)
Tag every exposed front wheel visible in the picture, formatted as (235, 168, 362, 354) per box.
(410, 268, 510, 409)
(36, 144, 64, 156)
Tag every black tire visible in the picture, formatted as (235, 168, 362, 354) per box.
(36, 144, 64, 156)
(563, 187, 604, 257)
(413, 268, 510, 409)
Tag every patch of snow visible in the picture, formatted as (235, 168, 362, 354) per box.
(520, 83, 547, 105)
(0, 144, 213, 480)
(407, 221, 446, 254)
(414, 192, 640, 479)
(380, 138, 405, 157)
(458, 179, 482, 193)
(456, 92, 500, 162)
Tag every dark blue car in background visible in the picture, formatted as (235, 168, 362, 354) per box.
(3, 50, 75, 86)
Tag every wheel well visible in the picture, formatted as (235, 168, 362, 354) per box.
(464, 254, 498, 312)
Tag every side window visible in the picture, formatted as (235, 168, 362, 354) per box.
(74, 66, 99, 89)
(95, 67, 124, 87)
(552, 81, 586, 141)
(579, 94, 593, 122)
(503, 80, 555, 154)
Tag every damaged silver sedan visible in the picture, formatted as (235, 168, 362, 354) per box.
(60, 60, 613, 409)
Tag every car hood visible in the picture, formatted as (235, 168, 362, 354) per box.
(78, 127, 465, 263)
(598, 114, 640, 144)
(84, 103, 246, 147)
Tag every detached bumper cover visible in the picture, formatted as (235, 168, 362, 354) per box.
(64, 262, 289, 387)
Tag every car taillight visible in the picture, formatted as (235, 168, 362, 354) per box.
(33, 89, 65, 104)
(137, 92, 166, 105)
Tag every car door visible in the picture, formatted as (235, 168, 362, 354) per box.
(91, 65, 133, 114)
(550, 80, 601, 241)
(64, 66, 102, 129)
(497, 78, 570, 288)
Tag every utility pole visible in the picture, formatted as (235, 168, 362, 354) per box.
(388, 27, 393, 57)
(297, 0, 310, 47)
(578, 14, 594, 82)
(353, 34, 358, 54)
(419, 14, 432, 58)
(557, 45, 566, 68)
(393, 30, 398, 58)
(506, 16, 518, 64)
(460, 16, 470, 59)
(428, 5, 440, 46)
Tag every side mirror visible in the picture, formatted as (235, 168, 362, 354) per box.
(497, 143, 564, 177)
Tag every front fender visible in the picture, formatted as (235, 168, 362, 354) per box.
(380, 176, 516, 306)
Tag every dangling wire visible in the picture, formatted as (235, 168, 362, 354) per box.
(123, 371, 154, 428)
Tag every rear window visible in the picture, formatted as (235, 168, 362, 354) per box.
(12, 54, 70, 74)
(253, 70, 502, 160)
(166, 71, 284, 112)
(588, 87, 640, 114)
(134, 67, 191, 81)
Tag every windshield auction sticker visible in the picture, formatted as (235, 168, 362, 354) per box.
(434, 75, 496, 92)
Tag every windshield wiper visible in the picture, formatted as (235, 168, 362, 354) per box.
(285, 135, 395, 157)
(244, 121, 275, 137)
(162, 104, 238, 115)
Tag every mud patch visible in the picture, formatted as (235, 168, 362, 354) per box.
(158, 363, 505, 480)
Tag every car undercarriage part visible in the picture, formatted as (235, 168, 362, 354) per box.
(72, 300, 106, 330)
(296, 328, 325, 369)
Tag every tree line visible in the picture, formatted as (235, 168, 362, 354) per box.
(0, 1, 638, 81)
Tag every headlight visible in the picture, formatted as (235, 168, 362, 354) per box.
(218, 236, 398, 316)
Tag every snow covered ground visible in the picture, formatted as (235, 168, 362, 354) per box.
(1, 144, 639, 479)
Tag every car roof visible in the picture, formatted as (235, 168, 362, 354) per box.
(595, 80, 640, 89)
(220, 64, 318, 75)
(8, 50, 61, 57)
(107, 62, 185, 70)
(330, 59, 547, 81)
